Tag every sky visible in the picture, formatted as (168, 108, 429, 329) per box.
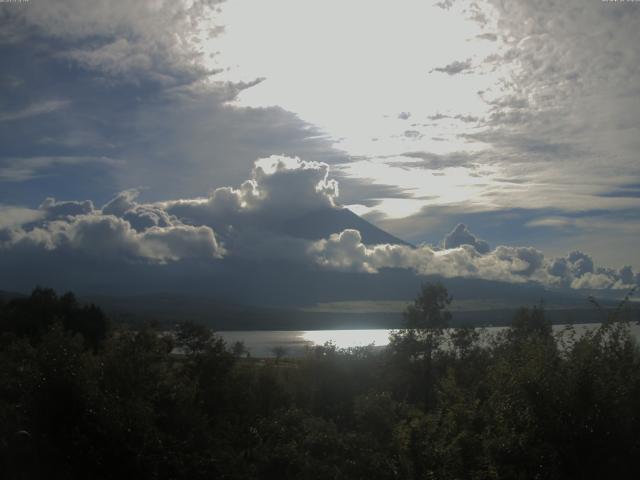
(0, 0, 639, 294)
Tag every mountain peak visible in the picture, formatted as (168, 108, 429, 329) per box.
(279, 207, 412, 246)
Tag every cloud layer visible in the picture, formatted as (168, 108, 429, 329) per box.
(310, 229, 638, 291)
(2, 0, 638, 279)
(1, 156, 637, 292)
(4, 0, 224, 87)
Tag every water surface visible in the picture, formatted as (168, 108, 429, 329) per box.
(218, 323, 640, 357)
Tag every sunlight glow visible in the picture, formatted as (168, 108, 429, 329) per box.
(302, 329, 392, 349)
(204, 0, 507, 218)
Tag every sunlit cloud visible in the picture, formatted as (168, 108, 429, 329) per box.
(207, 0, 640, 238)
(212, 0, 501, 157)
(1, 0, 639, 289)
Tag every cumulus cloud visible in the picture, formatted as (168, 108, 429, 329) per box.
(309, 229, 552, 284)
(308, 226, 638, 291)
(102, 189, 175, 231)
(40, 197, 95, 219)
(0, 156, 637, 291)
(545, 251, 637, 290)
(1, 189, 222, 263)
(165, 155, 339, 230)
(1, 214, 221, 263)
(0, 155, 339, 265)
(253, 156, 338, 214)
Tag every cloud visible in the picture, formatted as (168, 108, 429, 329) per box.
(252, 156, 338, 213)
(1, 155, 637, 291)
(443, 223, 490, 253)
(566, 251, 594, 276)
(525, 217, 575, 229)
(543, 250, 635, 290)
(40, 197, 95, 219)
(309, 229, 380, 274)
(432, 58, 473, 75)
(8, 0, 225, 87)
(458, 0, 640, 212)
(102, 189, 176, 231)
(1, 189, 223, 264)
(165, 155, 339, 230)
(0, 0, 348, 208)
(0, 156, 121, 182)
(477, 32, 497, 41)
(0, 99, 69, 122)
(306, 0, 640, 244)
(426, 113, 479, 123)
(1, 214, 222, 263)
(1, 155, 339, 265)
(403, 130, 422, 139)
(308, 225, 638, 290)
(395, 151, 477, 171)
(308, 229, 550, 284)
(0, 205, 43, 229)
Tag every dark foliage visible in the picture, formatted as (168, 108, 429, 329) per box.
(0, 287, 109, 351)
(1, 284, 639, 479)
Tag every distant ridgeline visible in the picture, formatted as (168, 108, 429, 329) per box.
(1, 282, 637, 331)
(1, 206, 637, 317)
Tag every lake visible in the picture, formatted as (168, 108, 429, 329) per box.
(218, 323, 640, 357)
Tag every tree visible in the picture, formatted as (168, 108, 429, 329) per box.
(0, 287, 109, 350)
(174, 320, 214, 356)
(388, 283, 453, 409)
(404, 282, 452, 332)
(232, 340, 249, 358)
(272, 346, 288, 364)
(390, 282, 452, 360)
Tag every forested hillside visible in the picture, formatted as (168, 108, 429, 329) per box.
(1, 286, 639, 479)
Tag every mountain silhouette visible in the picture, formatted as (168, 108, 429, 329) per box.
(279, 207, 412, 246)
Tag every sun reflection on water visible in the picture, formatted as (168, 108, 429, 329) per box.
(301, 329, 392, 349)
